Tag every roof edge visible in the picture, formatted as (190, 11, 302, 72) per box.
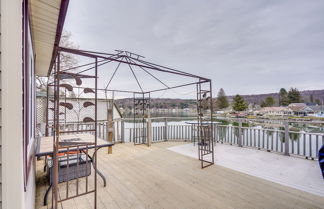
(47, 0, 70, 77)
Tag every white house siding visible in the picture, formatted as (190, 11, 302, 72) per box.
(0, 0, 2, 207)
(1, 0, 24, 208)
(37, 96, 122, 125)
(1, 1, 36, 209)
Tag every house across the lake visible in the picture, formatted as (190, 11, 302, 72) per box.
(256, 106, 293, 116)
(288, 103, 315, 116)
(311, 105, 324, 117)
(255, 104, 318, 117)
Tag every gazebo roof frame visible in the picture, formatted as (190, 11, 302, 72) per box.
(51, 47, 211, 95)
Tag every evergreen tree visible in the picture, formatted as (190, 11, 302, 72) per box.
(180, 102, 188, 109)
(310, 94, 314, 103)
(261, 96, 275, 107)
(279, 88, 289, 106)
(288, 88, 301, 103)
(216, 88, 229, 109)
(232, 94, 248, 111)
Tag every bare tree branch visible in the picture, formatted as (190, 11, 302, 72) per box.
(36, 30, 79, 94)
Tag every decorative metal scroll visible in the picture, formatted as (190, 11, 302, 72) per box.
(59, 83, 73, 91)
(196, 80, 214, 168)
(59, 102, 73, 110)
(75, 77, 82, 86)
(83, 117, 95, 123)
(84, 88, 95, 94)
(83, 101, 95, 108)
(133, 93, 150, 145)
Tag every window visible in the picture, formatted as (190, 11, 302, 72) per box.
(22, 0, 35, 190)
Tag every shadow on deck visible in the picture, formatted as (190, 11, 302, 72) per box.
(36, 142, 324, 209)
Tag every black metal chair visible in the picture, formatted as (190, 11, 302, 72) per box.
(319, 144, 324, 179)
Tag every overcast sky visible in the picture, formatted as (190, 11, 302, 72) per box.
(64, 0, 324, 98)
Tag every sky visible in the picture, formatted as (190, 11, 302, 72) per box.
(64, 0, 324, 98)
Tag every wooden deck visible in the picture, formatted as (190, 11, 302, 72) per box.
(36, 142, 324, 209)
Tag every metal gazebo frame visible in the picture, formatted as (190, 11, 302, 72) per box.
(47, 47, 215, 208)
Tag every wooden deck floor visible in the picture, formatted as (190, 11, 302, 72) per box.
(36, 142, 324, 209)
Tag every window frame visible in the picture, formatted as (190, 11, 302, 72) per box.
(23, 0, 36, 191)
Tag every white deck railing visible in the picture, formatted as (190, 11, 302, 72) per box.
(38, 117, 324, 160)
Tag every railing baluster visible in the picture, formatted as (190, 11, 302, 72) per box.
(271, 131, 273, 151)
(265, 131, 270, 151)
(249, 129, 252, 147)
(258, 129, 260, 149)
(231, 126, 233, 144)
(177, 125, 179, 139)
(76, 145, 80, 196)
(156, 126, 158, 141)
(181, 125, 184, 140)
(86, 144, 89, 192)
(66, 147, 70, 198)
(316, 135, 319, 158)
(262, 130, 265, 149)
(157, 126, 159, 141)
(281, 132, 284, 153)
(292, 135, 295, 154)
(303, 133, 306, 156)
(277, 131, 280, 152)
(242, 128, 245, 146)
(309, 134, 312, 158)
(297, 134, 300, 155)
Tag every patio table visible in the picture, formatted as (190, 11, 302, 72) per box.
(35, 133, 114, 205)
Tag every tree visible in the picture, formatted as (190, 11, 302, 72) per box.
(315, 99, 321, 105)
(310, 94, 314, 103)
(288, 88, 301, 103)
(36, 30, 79, 93)
(279, 88, 289, 106)
(180, 102, 188, 109)
(232, 94, 248, 111)
(261, 96, 275, 107)
(59, 30, 79, 71)
(216, 88, 229, 109)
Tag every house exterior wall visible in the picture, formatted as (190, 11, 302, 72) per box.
(0, 1, 2, 207)
(1, 0, 24, 208)
(37, 96, 122, 126)
(1, 1, 36, 209)
(24, 9, 36, 209)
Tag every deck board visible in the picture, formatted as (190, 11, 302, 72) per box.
(36, 142, 324, 209)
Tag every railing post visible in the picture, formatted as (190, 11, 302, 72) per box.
(147, 116, 152, 146)
(121, 119, 125, 143)
(238, 120, 242, 147)
(164, 117, 168, 141)
(284, 121, 290, 156)
(107, 109, 113, 154)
